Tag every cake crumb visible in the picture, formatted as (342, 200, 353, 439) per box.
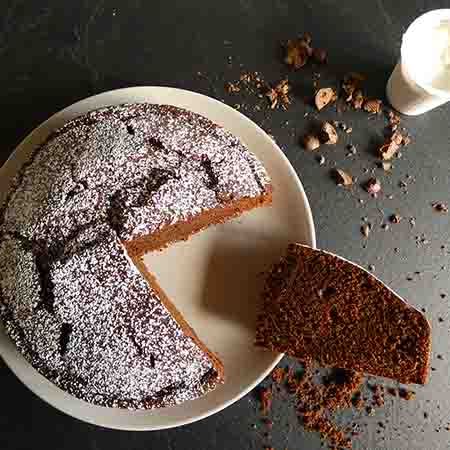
(352, 391, 365, 409)
(398, 388, 416, 400)
(387, 387, 397, 397)
(259, 386, 273, 415)
(266, 79, 291, 109)
(271, 367, 286, 384)
(370, 384, 385, 407)
(295, 368, 361, 449)
(335, 169, 353, 186)
(225, 82, 241, 93)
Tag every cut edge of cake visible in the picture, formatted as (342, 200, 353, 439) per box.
(255, 243, 431, 385)
(132, 257, 225, 384)
(125, 184, 273, 386)
(125, 189, 272, 257)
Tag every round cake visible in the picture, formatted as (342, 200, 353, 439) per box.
(0, 103, 272, 409)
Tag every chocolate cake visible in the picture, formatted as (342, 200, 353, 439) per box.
(0, 103, 272, 409)
(256, 244, 431, 385)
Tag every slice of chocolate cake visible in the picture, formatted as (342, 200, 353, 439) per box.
(256, 243, 431, 385)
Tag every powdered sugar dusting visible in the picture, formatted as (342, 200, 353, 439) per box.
(0, 103, 271, 409)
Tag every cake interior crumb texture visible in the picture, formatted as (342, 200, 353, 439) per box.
(256, 243, 431, 385)
(0, 103, 272, 409)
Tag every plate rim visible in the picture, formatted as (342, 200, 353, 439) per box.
(0, 86, 316, 430)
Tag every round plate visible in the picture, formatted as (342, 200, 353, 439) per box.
(0, 87, 316, 430)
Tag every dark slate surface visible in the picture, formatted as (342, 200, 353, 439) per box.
(1, 1, 450, 449)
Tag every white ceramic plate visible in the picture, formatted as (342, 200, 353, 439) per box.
(0, 87, 316, 430)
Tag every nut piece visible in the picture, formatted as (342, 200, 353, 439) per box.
(342, 72, 366, 103)
(284, 36, 312, 69)
(402, 134, 412, 146)
(225, 82, 241, 93)
(365, 177, 381, 194)
(319, 122, 338, 145)
(390, 214, 402, 224)
(382, 161, 392, 171)
(335, 169, 353, 186)
(363, 98, 382, 114)
(361, 223, 371, 238)
(351, 90, 365, 109)
(266, 79, 290, 109)
(392, 130, 404, 145)
(432, 202, 449, 213)
(378, 130, 404, 160)
(314, 87, 336, 111)
(387, 110, 401, 130)
(346, 144, 357, 156)
(303, 134, 321, 151)
(379, 141, 400, 160)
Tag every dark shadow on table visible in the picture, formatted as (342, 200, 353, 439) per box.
(0, 69, 141, 166)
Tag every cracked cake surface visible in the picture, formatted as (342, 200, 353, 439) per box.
(0, 103, 272, 408)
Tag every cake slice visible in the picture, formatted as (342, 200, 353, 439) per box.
(0, 225, 224, 408)
(256, 243, 431, 384)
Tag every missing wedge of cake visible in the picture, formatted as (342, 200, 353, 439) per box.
(256, 243, 431, 385)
